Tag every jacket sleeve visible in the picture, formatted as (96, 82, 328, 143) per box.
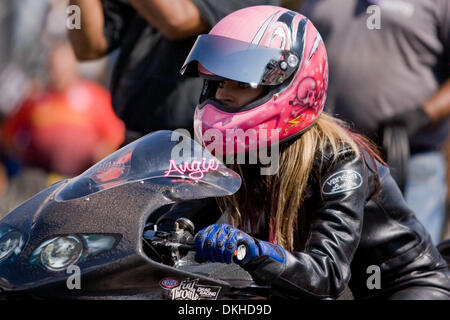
(244, 148, 372, 299)
(102, 0, 135, 53)
(436, 0, 450, 63)
(190, 0, 280, 28)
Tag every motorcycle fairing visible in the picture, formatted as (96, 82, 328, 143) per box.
(0, 131, 249, 298)
(55, 130, 241, 201)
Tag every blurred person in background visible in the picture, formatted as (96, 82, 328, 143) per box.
(0, 0, 111, 121)
(0, 0, 59, 218)
(300, 0, 450, 245)
(0, 0, 46, 121)
(281, 0, 304, 10)
(1, 40, 125, 178)
(0, 0, 121, 218)
(69, 0, 279, 144)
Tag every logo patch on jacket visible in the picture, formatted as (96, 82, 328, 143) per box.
(322, 170, 363, 195)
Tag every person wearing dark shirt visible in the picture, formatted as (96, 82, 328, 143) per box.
(69, 0, 279, 142)
(300, 0, 450, 244)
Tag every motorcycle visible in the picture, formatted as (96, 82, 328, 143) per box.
(0, 130, 448, 300)
(0, 130, 269, 300)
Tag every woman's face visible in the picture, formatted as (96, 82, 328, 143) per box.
(215, 80, 264, 108)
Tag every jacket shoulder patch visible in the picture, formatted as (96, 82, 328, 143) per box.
(322, 170, 363, 195)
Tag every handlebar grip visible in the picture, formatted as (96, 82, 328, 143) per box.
(185, 242, 248, 262)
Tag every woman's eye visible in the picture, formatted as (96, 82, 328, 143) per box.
(238, 82, 250, 89)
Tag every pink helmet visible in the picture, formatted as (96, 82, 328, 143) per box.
(181, 5, 328, 155)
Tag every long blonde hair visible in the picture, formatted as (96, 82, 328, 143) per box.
(216, 113, 382, 251)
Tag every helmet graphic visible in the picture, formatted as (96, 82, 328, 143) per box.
(181, 5, 328, 155)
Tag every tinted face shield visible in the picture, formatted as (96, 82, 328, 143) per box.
(181, 34, 299, 87)
(196, 79, 273, 113)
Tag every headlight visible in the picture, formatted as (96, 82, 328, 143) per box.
(40, 236, 83, 271)
(31, 234, 120, 271)
(0, 230, 23, 263)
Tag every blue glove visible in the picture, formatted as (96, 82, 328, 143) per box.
(194, 224, 286, 266)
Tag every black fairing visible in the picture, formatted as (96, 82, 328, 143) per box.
(0, 131, 264, 299)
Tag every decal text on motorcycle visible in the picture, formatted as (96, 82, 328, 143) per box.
(322, 170, 363, 195)
(164, 158, 220, 180)
(161, 278, 221, 300)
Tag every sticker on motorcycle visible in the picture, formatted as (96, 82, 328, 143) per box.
(322, 170, 363, 195)
(159, 278, 181, 289)
(161, 278, 221, 300)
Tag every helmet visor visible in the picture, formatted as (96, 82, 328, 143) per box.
(181, 34, 299, 86)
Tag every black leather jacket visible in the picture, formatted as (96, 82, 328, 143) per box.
(157, 146, 450, 299)
(244, 146, 450, 299)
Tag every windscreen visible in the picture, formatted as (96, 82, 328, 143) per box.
(55, 130, 241, 201)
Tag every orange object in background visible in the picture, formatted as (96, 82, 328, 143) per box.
(1, 40, 125, 177)
(2, 79, 125, 177)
